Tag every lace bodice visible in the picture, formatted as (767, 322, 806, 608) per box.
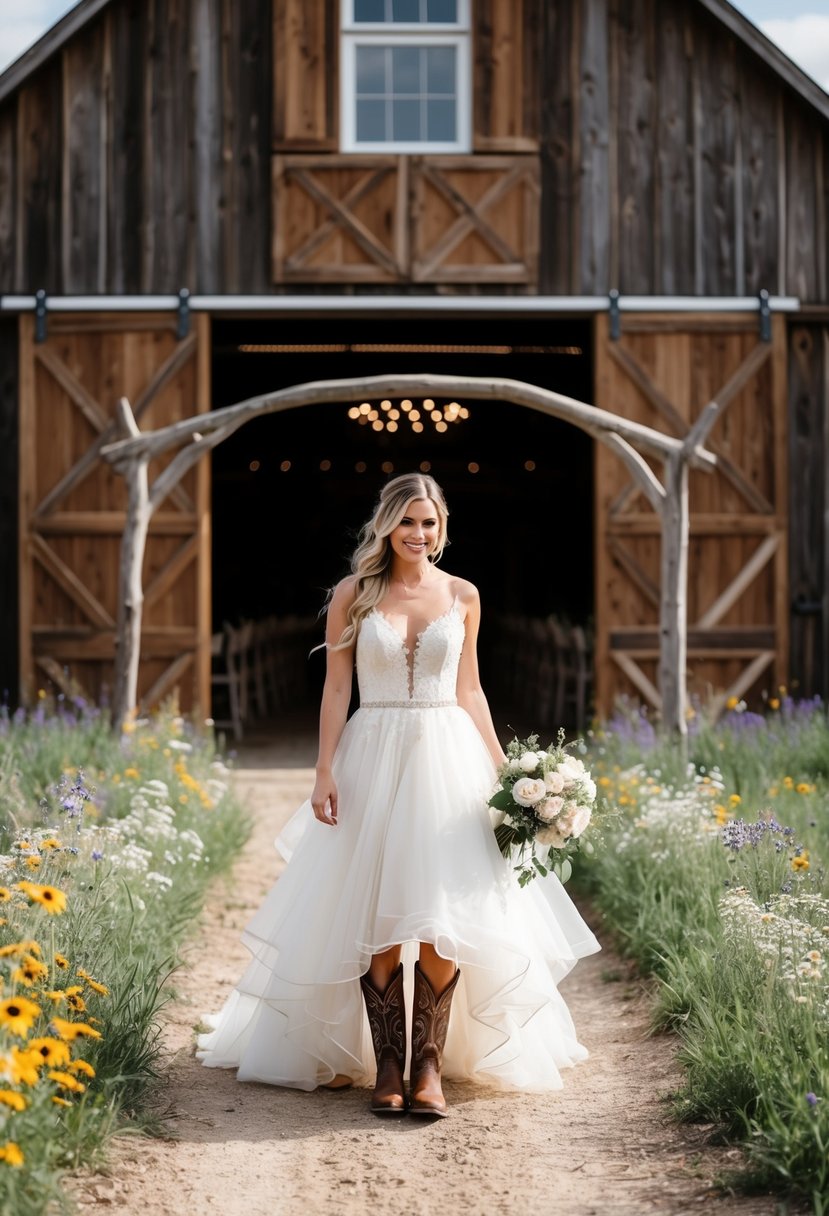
(356, 606, 465, 705)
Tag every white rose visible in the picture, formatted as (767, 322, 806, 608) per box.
(537, 823, 569, 848)
(537, 795, 563, 822)
(582, 777, 597, 804)
(544, 770, 564, 795)
(512, 777, 547, 807)
(508, 758, 523, 772)
(519, 751, 540, 772)
(557, 806, 578, 836)
(558, 756, 585, 782)
(569, 805, 592, 838)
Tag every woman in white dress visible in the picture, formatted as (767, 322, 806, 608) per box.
(197, 473, 600, 1117)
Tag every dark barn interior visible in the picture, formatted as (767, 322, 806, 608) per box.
(211, 316, 595, 709)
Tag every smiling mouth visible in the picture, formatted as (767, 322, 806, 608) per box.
(404, 541, 427, 550)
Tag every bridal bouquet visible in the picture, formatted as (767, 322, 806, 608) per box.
(488, 731, 597, 886)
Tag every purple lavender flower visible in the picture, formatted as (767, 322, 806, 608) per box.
(806, 1092, 818, 1108)
(91, 849, 104, 862)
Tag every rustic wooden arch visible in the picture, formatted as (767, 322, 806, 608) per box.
(100, 373, 721, 735)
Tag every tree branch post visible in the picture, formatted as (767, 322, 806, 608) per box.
(659, 453, 690, 743)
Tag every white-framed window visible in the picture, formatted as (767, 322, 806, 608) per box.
(340, 0, 471, 154)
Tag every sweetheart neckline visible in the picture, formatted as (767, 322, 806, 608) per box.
(369, 603, 463, 659)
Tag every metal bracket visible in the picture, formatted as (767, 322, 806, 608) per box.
(177, 288, 191, 339)
(609, 289, 621, 341)
(35, 289, 48, 343)
(758, 288, 771, 342)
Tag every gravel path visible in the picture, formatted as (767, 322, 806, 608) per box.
(70, 736, 784, 1216)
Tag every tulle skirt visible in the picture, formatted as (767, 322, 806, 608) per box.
(196, 705, 601, 1091)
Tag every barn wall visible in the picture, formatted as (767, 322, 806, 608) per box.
(0, 0, 826, 298)
(0, 318, 18, 705)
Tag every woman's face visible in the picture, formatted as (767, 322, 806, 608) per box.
(388, 497, 440, 566)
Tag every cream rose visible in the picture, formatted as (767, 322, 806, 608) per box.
(508, 758, 523, 773)
(544, 770, 564, 795)
(569, 804, 592, 837)
(537, 795, 563, 822)
(536, 822, 569, 848)
(581, 777, 597, 804)
(557, 756, 585, 786)
(511, 776, 547, 807)
(519, 751, 540, 772)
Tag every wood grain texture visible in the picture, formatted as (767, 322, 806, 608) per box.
(0, 318, 18, 703)
(474, 0, 540, 152)
(273, 0, 336, 150)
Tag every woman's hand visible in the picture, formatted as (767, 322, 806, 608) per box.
(311, 770, 338, 826)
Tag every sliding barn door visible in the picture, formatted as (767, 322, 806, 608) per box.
(594, 312, 788, 716)
(18, 312, 211, 714)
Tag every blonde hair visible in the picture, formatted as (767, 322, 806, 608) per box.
(328, 473, 449, 651)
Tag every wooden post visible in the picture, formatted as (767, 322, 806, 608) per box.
(659, 453, 689, 740)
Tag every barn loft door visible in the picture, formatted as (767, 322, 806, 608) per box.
(594, 312, 788, 716)
(18, 313, 211, 714)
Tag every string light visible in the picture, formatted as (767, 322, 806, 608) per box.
(346, 398, 470, 435)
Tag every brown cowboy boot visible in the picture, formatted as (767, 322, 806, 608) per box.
(360, 962, 407, 1114)
(409, 961, 460, 1117)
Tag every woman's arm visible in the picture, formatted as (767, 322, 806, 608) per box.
(311, 579, 357, 825)
(455, 583, 507, 769)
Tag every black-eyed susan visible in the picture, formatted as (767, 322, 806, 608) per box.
(66, 992, 86, 1013)
(77, 968, 109, 996)
(43, 990, 67, 1004)
(49, 1016, 102, 1042)
(793, 853, 811, 872)
(54, 953, 69, 970)
(9, 1048, 43, 1086)
(0, 1091, 26, 1112)
(0, 996, 41, 1038)
(0, 943, 28, 959)
(14, 882, 67, 915)
(0, 1142, 24, 1167)
(28, 1037, 71, 1068)
(47, 1069, 85, 1094)
(39, 838, 61, 850)
(69, 1058, 95, 1078)
(12, 955, 49, 987)
(0, 888, 10, 903)
(52, 1095, 72, 1107)
(24, 855, 42, 870)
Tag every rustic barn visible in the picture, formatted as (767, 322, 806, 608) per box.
(0, 0, 827, 725)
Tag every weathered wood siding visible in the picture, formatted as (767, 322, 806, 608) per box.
(0, 318, 18, 704)
(0, 0, 826, 298)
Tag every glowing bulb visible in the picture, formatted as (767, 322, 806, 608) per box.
(359, 402, 371, 415)
(280, 460, 291, 472)
(320, 459, 331, 471)
(459, 407, 470, 419)
(423, 399, 434, 409)
(249, 460, 260, 471)
(372, 420, 384, 431)
(348, 407, 360, 420)
(381, 461, 394, 473)
(387, 421, 398, 433)
(409, 409, 421, 422)
(412, 421, 424, 433)
(355, 461, 367, 473)
(388, 409, 400, 421)
(435, 421, 448, 433)
(401, 399, 413, 411)
(380, 400, 391, 411)
(468, 461, 479, 474)
(368, 409, 379, 421)
(430, 410, 442, 422)
(524, 460, 536, 472)
(420, 461, 431, 472)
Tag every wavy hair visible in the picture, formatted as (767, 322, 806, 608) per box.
(326, 473, 449, 651)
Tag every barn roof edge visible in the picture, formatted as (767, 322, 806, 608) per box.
(0, 0, 827, 122)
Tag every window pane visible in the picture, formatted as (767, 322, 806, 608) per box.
(354, 0, 386, 20)
(426, 45, 455, 94)
(426, 0, 456, 21)
(391, 0, 419, 22)
(356, 99, 387, 141)
(427, 98, 455, 141)
(356, 46, 387, 95)
(391, 45, 420, 93)
(392, 99, 421, 141)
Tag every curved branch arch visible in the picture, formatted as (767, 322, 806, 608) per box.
(100, 374, 717, 737)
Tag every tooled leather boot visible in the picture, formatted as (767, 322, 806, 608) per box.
(409, 961, 460, 1117)
(360, 962, 407, 1114)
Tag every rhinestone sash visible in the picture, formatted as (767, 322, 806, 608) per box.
(360, 700, 457, 709)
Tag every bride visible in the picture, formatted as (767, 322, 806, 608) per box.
(197, 472, 600, 1117)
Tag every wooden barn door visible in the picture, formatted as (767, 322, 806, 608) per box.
(594, 312, 788, 716)
(18, 313, 211, 714)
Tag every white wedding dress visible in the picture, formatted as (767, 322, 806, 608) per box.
(196, 603, 600, 1091)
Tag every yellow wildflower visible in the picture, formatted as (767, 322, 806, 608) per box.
(768, 786, 779, 797)
(52, 1095, 72, 1107)
(0, 889, 9, 903)
(66, 993, 86, 1013)
(0, 1142, 24, 1167)
(793, 853, 810, 872)
(725, 696, 739, 710)
(729, 794, 742, 806)
(28, 1038, 70, 1067)
(768, 697, 780, 710)
(796, 783, 811, 794)
(69, 1058, 95, 1078)
(24, 855, 42, 870)
(12, 955, 49, 987)
(54, 953, 69, 970)
(123, 767, 140, 780)
(47, 1069, 86, 1094)
(49, 1017, 102, 1042)
(784, 777, 794, 789)
(0, 1091, 26, 1112)
(14, 882, 67, 915)
(7, 1047, 43, 1086)
(0, 996, 40, 1038)
(40, 838, 61, 850)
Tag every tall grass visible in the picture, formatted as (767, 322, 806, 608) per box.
(583, 695, 829, 1212)
(0, 700, 250, 1216)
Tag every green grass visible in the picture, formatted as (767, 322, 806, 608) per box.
(0, 700, 251, 1216)
(582, 695, 829, 1212)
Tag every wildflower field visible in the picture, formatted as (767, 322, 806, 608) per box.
(583, 696, 829, 1214)
(0, 699, 249, 1216)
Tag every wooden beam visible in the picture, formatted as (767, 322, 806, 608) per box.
(709, 650, 776, 718)
(611, 652, 663, 710)
(31, 534, 116, 629)
(138, 650, 194, 713)
(695, 533, 779, 629)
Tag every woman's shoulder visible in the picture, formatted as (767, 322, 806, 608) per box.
(442, 574, 479, 609)
(329, 575, 359, 611)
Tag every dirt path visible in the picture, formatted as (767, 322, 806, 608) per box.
(71, 737, 783, 1216)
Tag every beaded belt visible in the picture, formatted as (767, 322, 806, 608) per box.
(360, 699, 457, 709)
